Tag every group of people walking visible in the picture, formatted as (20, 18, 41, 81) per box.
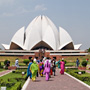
(27, 57, 65, 81)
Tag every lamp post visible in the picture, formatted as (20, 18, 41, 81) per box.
(22, 72, 24, 77)
(78, 72, 82, 75)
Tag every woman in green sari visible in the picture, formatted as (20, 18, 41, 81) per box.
(30, 60, 38, 81)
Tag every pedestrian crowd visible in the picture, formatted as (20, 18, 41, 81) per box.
(27, 57, 65, 81)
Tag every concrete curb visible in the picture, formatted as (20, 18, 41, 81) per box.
(65, 72, 90, 89)
(22, 77, 30, 90)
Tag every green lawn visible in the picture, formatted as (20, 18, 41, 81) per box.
(0, 68, 5, 72)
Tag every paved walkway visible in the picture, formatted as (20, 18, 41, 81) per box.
(26, 69, 90, 90)
(0, 70, 12, 77)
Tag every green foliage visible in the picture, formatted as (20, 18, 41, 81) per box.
(81, 60, 87, 67)
(0, 62, 1, 66)
(12, 70, 15, 73)
(4, 60, 8, 65)
(10, 82, 21, 90)
(70, 71, 90, 81)
(66, 68, 90, 82)
(0, 79, 15, 87)
(0, 69, 28, 90)
(23, 59, 29, 65)
(64, 60, 67, 64)
(0, 62, 3, 68)
(88, 48, 90, 52)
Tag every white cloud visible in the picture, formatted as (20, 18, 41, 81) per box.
(35, 4, 47, 11)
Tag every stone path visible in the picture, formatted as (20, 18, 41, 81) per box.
(86, 70, 90, 73)
(0, 70, 12, 77)
(26, 69, 90, 90)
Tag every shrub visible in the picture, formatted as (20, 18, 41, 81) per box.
(0, 62, 3, 68)
(81, 60, 87, 67)
(4, 60, 8, 65)
(6, 82, 15, 87)
(64, 60, 67, 64)
(23, 59, 29, 65)
(69, 70, 90, 81)
(10, 82, 21, 90)
(0, 62, 1, 66)
(88, 48, 90, 52)
(4, 60, 10, 67)
(12, 70, 15, 73)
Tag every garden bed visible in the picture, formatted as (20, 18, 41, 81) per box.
(66, 68, 90, 85)
(0, 69, 27, 90)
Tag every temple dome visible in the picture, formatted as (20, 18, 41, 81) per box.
(2, 15, 82, 50)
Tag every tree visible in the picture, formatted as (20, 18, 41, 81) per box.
(88, 48, 90, 52)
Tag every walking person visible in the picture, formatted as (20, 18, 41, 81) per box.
(27, 57, 33, 79)
(50, 60, 53, 75)
(76, 58, 80, 67)
(44, 59, 50, 81)
(36, 57, 40, 77)
(60, 58, 65, 75)
(52, 58, 56, 76)
(39, 59, 44, 77)
(30, 59, 38, 81)
(57, 59, 61, 69)
(15, 58, 19, 68)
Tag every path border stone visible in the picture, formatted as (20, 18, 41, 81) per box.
(21, 77, 30, 90)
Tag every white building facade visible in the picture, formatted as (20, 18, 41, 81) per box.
(2, 15, 82, 50)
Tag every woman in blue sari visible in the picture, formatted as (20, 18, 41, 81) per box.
(27, 58, 33, 79)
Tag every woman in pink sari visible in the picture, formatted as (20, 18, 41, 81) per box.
(60, 59, 65, 74)
(44, 59, 50, 81)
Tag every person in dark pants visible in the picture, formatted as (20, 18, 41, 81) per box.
(35, 57, 39, 77)
(52, 58, 56, 76)
(76, 58, 80, 67)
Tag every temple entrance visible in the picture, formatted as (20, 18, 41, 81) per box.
(39, 49, 45, 59)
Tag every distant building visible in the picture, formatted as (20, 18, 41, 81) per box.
(2, 15, 82, 50)
(1, 15, 85, 60)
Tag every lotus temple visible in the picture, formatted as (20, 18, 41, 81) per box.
(0, 15, 88, 59)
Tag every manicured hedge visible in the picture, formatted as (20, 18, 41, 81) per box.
(0, 69, 27, 89)
(69, 71, 90, 81)
(0, 79, 15, 87)
(10, 82, 21, 90)
(23, 59, 29, 65)
(66, 68, 90, 81)
(65, 68, 78, 72)
(65, 65, 74, 67)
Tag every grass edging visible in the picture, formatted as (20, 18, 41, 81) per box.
(65, 72, 90, 89)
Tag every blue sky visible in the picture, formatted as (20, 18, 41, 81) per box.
(0, 0, 90, 50)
